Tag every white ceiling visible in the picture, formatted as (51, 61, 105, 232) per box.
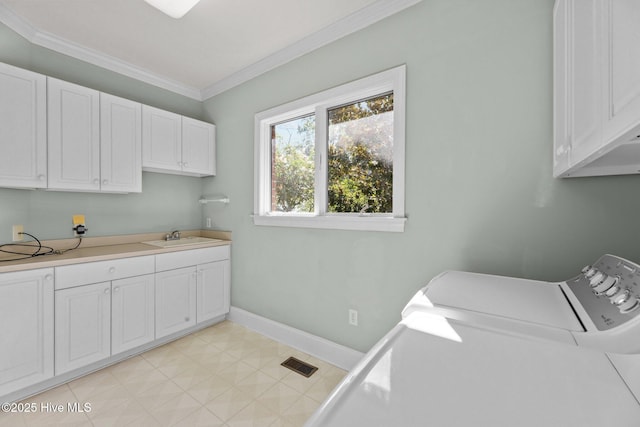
(0, 0, 421, 100)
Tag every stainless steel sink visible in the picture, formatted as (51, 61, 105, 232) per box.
(142, 236, 223, 248)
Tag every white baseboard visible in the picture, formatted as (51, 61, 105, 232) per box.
(227, 307, 363, 371)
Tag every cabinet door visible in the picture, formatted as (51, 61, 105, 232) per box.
(155, 267, 197, 338)
(0, 63, 47, 189)
(182, 117, 216, 176)
(48, 77, 100, 191)
(100, 93, 142, 193)
(553, 0, 571, 175)
(112, 274, 155, 355)
(142, 105, 182, 173)
(55, 282, 111, 374)
(196, 260, 230, 323)
(566, 0, 604, 169)
(603, 0, 640, 143)
(0, 269, 53, 396)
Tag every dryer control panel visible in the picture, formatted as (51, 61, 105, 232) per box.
(567, 254, 640, 331)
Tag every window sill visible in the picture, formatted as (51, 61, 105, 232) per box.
(252, 214, 406, 233)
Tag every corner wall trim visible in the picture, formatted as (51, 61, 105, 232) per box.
(227, 306, 363, 371)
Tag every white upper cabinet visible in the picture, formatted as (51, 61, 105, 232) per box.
(0, 63, 47, 188)
(142, 105, 183, 173)
(47, 77, 101, 191)
(0, 61, 215, 193)
(100, 93, 142, 193)
(602, 0, 640, 144)
(48, 78, 143, 193)
(142, 105, 216, 177)
(554, 0, 640, 178)
(182, 116, 216, 176)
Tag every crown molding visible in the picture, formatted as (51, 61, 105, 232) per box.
(0, 3, 203, 100)
(0, 0, 422, 102)
(201, 0, 422, 100)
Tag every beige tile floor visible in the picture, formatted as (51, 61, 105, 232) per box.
(0, 321, 347, 427)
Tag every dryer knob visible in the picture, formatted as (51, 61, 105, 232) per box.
(589, 272, 606, 287)
(583, 267, 598, 279)
(593, 276, 618, 295)
(619, 297, 640, 314)
(611, 289, 631, 306)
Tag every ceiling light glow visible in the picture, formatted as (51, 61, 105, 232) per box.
(144, 0, 201, 19)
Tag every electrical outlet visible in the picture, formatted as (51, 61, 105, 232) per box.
(72, 214, 87, 237)
(349, 309, 358, 326)
(206, 217, 212, 228)
(12, 225, 23, 242)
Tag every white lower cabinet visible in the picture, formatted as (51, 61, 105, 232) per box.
(54, 273, 156, 374)
(197, 260, 230, 323)
(111, 274, 155, 354)
(55, 274, 156, 374)
(156, 246, 231, 334)
(54, 257, 156, 375)
(155, 267, 197, 338)
(2, 244, 230, 400)
(0, 268, 54, 396)
(55, 282, 111, 374)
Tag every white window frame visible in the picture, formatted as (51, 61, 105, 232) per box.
(254, 65, 406, 232)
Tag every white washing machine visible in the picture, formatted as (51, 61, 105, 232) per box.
(306, 254, 640, 426)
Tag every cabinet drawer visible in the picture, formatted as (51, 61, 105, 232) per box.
(155, 246, 230, 272)
(55, 255, 155, 290)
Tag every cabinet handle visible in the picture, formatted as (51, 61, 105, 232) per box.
(185, 317, 190, 322)
(183, 162, 189, 167)
(113, 286, 119, 293)
(45, 274, 53, 281)
(104, 288, 110, 294)
(103, 179, 108, 185)
(93, 178, 100, 185)
(38, 175, 45, 181)
(108, 267, 116, 274)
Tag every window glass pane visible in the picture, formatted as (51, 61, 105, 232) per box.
(327, 93, 394, 213)
(271, 115, 315, 213)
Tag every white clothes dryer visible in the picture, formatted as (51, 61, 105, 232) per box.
(306, 254, 640, 427)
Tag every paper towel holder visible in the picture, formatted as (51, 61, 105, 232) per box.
(198, 195, 230, 204)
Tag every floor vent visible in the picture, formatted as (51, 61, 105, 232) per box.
(281, 357, 318, 378)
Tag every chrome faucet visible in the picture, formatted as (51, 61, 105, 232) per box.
(165, 230, 181, 241)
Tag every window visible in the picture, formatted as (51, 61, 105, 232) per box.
(254, 65, 406, 232)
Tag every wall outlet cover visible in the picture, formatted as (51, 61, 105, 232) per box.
(12, 224, 23, 242)
(72, 214, 85, 226)
(348, 309, 358, 326)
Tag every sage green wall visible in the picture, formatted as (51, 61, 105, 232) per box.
(0, 22, 205, 242)
(202, 0, 640, 352)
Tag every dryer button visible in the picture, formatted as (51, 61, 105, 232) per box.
(604, 286, 620, 297)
